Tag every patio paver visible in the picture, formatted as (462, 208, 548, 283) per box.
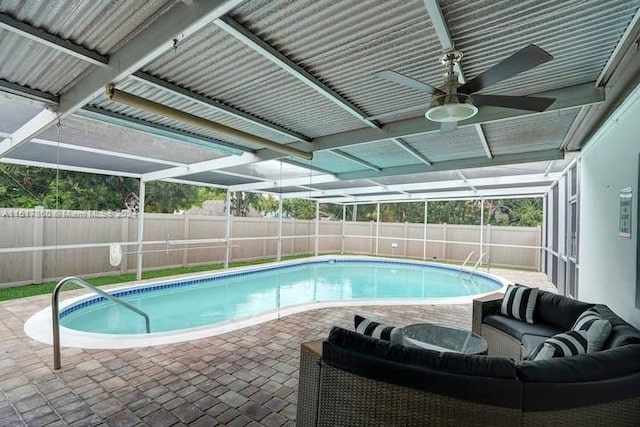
(0, 267, 553, 426)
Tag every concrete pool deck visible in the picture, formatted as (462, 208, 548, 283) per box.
(0, 267, 554, 426)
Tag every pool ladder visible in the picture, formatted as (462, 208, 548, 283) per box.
(52, 276, 150, 370)
(459, 252, 488, 277)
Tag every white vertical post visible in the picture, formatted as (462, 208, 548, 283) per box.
(423, 201, 428, 260)
(136, 180, 146, 281)
(341, 204, 346, 255)
(182, 213, 190, 267)
(224, 190, 231, 269)
(479, 197, 485, 259)
(375, 202, 380, 255)
(32, 206, 44, 284)
(120, 215, 129, 275)
(277, 195, 283, 261)
(314, 201, 319, 256)
(353, 204, 357, 221)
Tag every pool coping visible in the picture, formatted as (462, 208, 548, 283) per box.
(24, 255, 510, 349)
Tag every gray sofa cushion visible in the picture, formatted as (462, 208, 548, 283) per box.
(323, 327, 522, 408)
(484, 314, 562, 340)
(516, 344, 640, 383)
(592, 305, 640, 349)
(533, 290, 594, 330)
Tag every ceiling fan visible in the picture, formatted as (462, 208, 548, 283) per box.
(375, 44, 556, 131)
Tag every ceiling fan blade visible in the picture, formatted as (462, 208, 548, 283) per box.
(374, 70, 444, 96)
(458, 44, 553, 94)
(473, 94, 555, 112)
(440, 122, 457, 133)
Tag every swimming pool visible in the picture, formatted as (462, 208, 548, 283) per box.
(25, 257, 508, 348)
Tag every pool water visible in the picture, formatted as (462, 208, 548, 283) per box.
(60, 259, 503, 335)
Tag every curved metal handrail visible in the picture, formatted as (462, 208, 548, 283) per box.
(52, 276, 150, 369)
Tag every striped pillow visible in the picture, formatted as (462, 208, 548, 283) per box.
(531, 330, 588, 361)
(354, 315, 402, 344)
(571, 308, 612, 352)
(500, 284, 539, 324)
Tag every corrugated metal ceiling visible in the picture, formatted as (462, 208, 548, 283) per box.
(1, 0, 638, 202)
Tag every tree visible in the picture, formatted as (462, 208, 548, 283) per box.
(0, 165, 209, 213)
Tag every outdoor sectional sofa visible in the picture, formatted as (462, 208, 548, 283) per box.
(296, 289, 640, 426)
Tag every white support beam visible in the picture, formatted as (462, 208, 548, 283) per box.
(142, 152, 262, 181)
(30, 138, 187, 168)
(307, 83, 604, 153)
(163, 178, 228, 189)
(0, 13, 109, 66)
(283, 172, 561, 199)
(455, 170, 479, 195)
(543, 161, 555, 176)
(0, 0, 244, 158)
(475, 124, 493, 159)
(0, 109, 58, 157)
(229, 174, 337, 192)
(215, 16, 379, 129)
(318, 186, 550, 204)
(136, 180, 146, 281)
(0, 157, 142, 178)
(392, 138, 432, 165)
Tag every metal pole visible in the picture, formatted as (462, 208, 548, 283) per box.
(52, 286, 61, 369)
(224, 190, 231, 269)
(375, 202, 380, 255)
(277, 195, 283, 261)
(136, 180, 146, 281)
(341, 204, 346, 255)
(423, 200, 428, 260)
(479, 197, 485, 261)
(314, 201, 319, 256)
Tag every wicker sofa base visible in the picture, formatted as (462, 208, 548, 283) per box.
(522, 396, 640, 427)
(297, 342, 520, 427)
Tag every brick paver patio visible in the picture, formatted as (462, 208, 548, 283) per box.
(0, 268, 554, 426)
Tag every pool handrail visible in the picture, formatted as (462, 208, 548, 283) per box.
(52, 276, 150, 369)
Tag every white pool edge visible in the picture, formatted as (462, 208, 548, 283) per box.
(24, 256, 510, 349)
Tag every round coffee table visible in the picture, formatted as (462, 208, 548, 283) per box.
(402, 323, 487, 355)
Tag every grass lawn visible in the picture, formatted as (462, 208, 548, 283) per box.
(0, 254, 312, 302)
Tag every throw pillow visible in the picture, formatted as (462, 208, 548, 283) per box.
(571, 308, 612, 352)
(530, 330, 588, 361)
(354, 315, 403, 344)
(500, 284, 539, 324)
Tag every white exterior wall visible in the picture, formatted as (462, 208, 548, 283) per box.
(579, 87, 640, 328)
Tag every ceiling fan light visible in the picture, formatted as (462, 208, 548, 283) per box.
(425, 94, 478, 123)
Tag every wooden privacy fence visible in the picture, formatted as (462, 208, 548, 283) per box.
(0, 208, 541, 287)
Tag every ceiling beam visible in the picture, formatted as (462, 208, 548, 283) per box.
(422, 0, 466, 82)
(392, 138, 432, 165)
(336, 148, 564, 181)
(229, 174, 338, 192)
(29, 138, 187, 167)
(78, 106, 246, 155)
(0, 0, 244, 159)
(455, 170, 479, 196)
(475, 124, 493, 159)
(214, 16, 379, 129)
(0, 157, 141, 178)
(0, 79, 59, 106)
(130, 72, 310, 144)
(331, 150, 382, 171)
(142, 152, 263, 181)
(0, 12, 109, 67)
(283, 172, 560, 199)
(564, 14, 640, 151)
(316, 186, 550, 204)
(306, 82, 604, 153)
